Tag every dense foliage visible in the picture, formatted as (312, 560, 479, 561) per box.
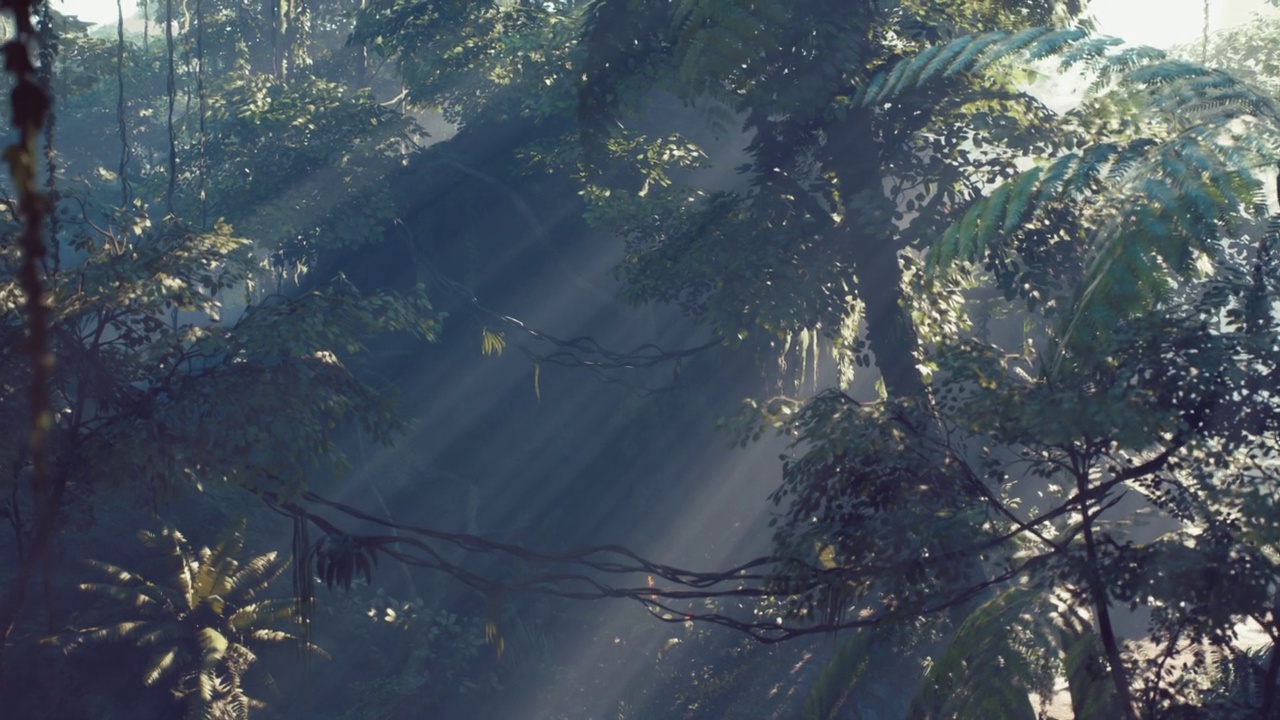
(3, 1, 1280, 719)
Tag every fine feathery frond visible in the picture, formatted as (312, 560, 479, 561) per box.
(928, 112, 1265, 356)
(801, 628, 880, 719)
(859, 24, 1280, 134)
(928, 139, 1151, 267)
(905, 588, 1051, 720)
(858, 27, 1090, 106)
(1055, 133, 1263, 353)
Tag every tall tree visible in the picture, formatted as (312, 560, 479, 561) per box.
(577, 0, 1082, 398)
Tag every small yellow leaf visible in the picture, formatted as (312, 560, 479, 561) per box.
(484, 620, 505, 658)
(481, 328, 505, 356)
(817, 544, 838, 569)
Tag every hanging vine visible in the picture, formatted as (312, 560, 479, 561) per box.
(196, 0, 206, 227)
(165, 0, 177, 211)
(1202, 0, 1210, 64)
(115, 0, 130, 206)
(37, 0, 55, 270)
(270, 0, 283, 79)
(0, 0, 54, 688)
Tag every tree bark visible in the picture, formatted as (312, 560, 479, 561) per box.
(820, 106, 926, 400)
(1077, 470, 1138, 720)
(1260, 629, 1280, 719)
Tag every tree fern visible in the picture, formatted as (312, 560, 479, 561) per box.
(904, 588, 1049, 720)
(668, 0, 787, 99)
(800, 628, 879, 719)
(1058, 608, 1122, 720)
(51, 525, 320, 720)
(1192, 643, 1280, 717)
(880, 25, 1280, 356)
(858, 27, 1091, 106)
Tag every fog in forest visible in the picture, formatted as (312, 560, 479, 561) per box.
(4, 2, 1280, 719)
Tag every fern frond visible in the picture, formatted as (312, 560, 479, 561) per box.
(481, 327, 506, 356)
(1101, 139, 1158, 184)
(1086, 44, 1168, 93)
(229, 599, 294, 633)
(77, 581, 169, 611)
(1059, 609, 1119, 719)
(976, 181, 1013, 250)
(198, 667, 220, 703)
(1053, 34, 1125, 72)
(224, 551, 286, 601)
(76, 620, 151, 646)
(930, 147, 1097, 268)
(919, 34, 976, 83)
(801, 628, 879, 719)
(198, 628, 230, 678)
(906, 588, 1047, 720)
(667, 0, 780, 98)
(1054, 132, 1264, 353)
(196, 526, 247, 602)
(879, 41, 949, 100)
(1125, 58, 1215, 88)
(943, 30, 1020, 77)
(243, 628, 293, 645)
(1024, 26, 1089, 61)
(226, 642, 257, 670)
(133, 621, 185, 648)
(860, 27, 1089, 106)
(62, 526, 316, 718)
(83, 558, 150, 586)
(142, 646, 189, 687)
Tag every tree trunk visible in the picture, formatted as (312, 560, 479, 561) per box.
(1077, 471, 1138, 720)
(820, 106, 926, 400)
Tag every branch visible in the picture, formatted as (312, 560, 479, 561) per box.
(265, 487, 1061, 643)
(395, 221, 723, 387)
